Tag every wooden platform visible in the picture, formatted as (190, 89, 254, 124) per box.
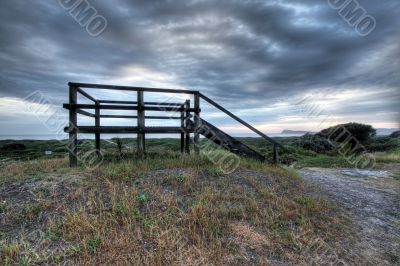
(64, 82, 285, 167)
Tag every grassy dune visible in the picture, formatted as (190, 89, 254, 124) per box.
(0, 152, 351, 265)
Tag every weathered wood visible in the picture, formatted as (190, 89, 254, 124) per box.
(63, 104, 195, 112)
(64, 126, 193, 134)
(95, 101, 100, 156)
(69, 86, 78, 167)
(99, 100, 184, 106)
(64, 82, 286, 167)
(185, 100, 191, 154)
(194, 93, 200, 155)
(77, 109, 95, 117)
(98, 100, 137, 104)
(194, 119, 265, 161)
(69, 82, 199, 95)
(99, 115, 181, 119)
(180, 104, 185, 153)
(137, 91, 145, 157)
(199, 93, 285, 151)
(77, 87, 96, 102)
(144, 102, 184, 107)
(273, 144, 279, 164)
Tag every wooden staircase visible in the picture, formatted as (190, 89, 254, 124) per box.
(189, 119, 265, 161)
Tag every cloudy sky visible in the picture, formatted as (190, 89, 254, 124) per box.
(0, 0, 399, 138)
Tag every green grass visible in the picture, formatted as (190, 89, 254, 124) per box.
(374, 150, 400, 163)
(0, 151, 352, 265)
(1, 136, 398, 169)
(295, 154, 352, 168)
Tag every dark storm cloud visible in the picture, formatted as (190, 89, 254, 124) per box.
(0, 0, 399, 115)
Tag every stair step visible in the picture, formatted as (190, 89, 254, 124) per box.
(192, 119, 265, 161)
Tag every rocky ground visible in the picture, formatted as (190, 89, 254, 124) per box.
(299, 166, 400, 265)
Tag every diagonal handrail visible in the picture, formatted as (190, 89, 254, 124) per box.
(199, 93, 286, 151)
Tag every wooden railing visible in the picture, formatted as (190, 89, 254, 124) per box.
(64, 82, 284, 166)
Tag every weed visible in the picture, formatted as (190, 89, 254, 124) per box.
(16, 204, 43, 223)
(0, 201, 6, 214)
(174, 174, 186, 183)
(207, 167, 225, 177)
(46, 222, 63, 240)
(138, 192, 150, 204)
(142, 218, 154, 228)
(87, 238, 101, 255)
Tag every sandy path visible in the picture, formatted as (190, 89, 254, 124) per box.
(299, 167, 400, 265)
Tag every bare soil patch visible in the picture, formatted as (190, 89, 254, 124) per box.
(299, 167, 400, 265)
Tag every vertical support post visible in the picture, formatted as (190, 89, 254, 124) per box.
(273, 144, 280, 164)
(185, 99, 190, 154)
(180, 104, 185, 153)
(194, 93, 200, 155)
(69, 85, 78, 167)
(95, 101, 101, 156)
(137, 90, 145, 158)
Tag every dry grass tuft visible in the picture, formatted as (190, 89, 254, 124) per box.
(0, 158, 69, 183)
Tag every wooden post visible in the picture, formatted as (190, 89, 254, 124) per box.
(95, 101, 100, 155)
(137, 90, 145, 157)
(180, 104, 185, 153)
(273, 144, 280, 164)
(69, 85, 78, 167)
(185, 99, 190, 154)
(194, 93, 200, 155)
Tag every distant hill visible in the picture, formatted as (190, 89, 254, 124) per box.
(376, 128, 400, 136)
(281, 128, 399, 136)
(281, 130, 316, 135)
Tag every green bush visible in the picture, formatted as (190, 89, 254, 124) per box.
(293, 134, 333, 153)
(317, 122, 376, 144)
(1, 143, 26, 151)
(365, 137, 400, 152)
(390, 130, 400, 138)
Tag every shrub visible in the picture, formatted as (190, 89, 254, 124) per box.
(390, 130, 400, 138)
(1, 143, 26, 151)
(365, 137, 400, 152)
(317, 122, 376, 144)
(293, 134, 333, 153)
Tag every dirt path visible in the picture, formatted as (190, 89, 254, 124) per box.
(299, 167, 400, 265)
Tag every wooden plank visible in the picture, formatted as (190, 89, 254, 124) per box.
(144, 102, 184, 107)
(68, 86, 78, 167)
(185, 100, 191, 154)
(99, 115, 181, 119)
(98, 100, 137, 104)
(95, 101, 100, 156)
(181, 107, 184, 153)
(196, 119, 265, 161)
(273, 144, 279, 164)
(77, 88, 96, 102)
(77, 109, 95, 118)
(63, 104, 195, 112)
(137, 91, 145, 157)
(199, 93, 286, 151)
(64, 126, 193, 134)
(98, 100, 184, 106)
(194, 93, 200, 155)
(69, 82, 199, 94)
(100, 115, 138, 119)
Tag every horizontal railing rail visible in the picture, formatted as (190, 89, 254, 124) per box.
(64, 103, 196, 112)
(69, 82, 199, 94)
